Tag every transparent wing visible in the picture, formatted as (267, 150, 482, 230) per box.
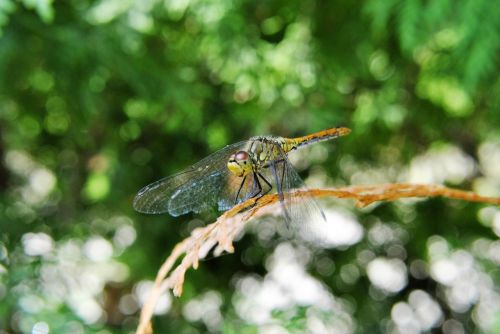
(265, 145, 327, 244)
(275, 153, 326, 225)
(133, 141, 250, 215)
(168, 167, 256, 216)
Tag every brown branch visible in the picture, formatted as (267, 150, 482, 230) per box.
(135, 183, 499, 334)
(311, 183, 500, 207)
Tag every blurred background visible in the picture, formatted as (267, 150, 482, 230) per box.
(0, 0, 499, 333)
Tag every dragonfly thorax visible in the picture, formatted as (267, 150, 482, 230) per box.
(227, 150, 254, 177)
(227, 137, 289, 178)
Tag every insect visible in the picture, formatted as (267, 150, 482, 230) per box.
(133, 127, 351, 225)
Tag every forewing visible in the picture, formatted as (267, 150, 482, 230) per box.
(133, 141, 247, 215)
(168, 168, 256, 215)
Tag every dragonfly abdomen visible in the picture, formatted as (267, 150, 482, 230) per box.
(286, 127, 351, 150)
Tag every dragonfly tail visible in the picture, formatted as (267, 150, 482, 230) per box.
(288, 127, 351, 150)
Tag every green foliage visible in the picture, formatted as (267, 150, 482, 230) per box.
(366, 0, 500, 95)
(0, 0, 499, 333)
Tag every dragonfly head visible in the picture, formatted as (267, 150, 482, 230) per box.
(227, 151, 252, 177)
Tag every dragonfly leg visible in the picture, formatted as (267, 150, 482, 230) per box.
(234, 175, 247, 205)
(252, 172, 263, 198)
(248, 173, 270, 208)
(257, 172, 273, 196)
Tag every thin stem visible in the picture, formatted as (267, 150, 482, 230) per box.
(135, 183, 499, 334)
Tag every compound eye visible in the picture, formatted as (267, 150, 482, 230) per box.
(235, 151, 249, 161)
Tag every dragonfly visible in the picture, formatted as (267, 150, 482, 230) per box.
(133, 127, 351, 226)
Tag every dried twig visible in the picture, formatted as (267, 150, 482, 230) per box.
(135, 183, 499, 334)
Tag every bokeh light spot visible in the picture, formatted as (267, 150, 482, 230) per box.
(83, 237, 113, 262)
(406, 144, 476, 185)
(165, 0, 190, 20)
(22, 232, 54, 257)
(20, 116, 41, 138)
(367, 257, 408, 294)
(44, 96, 70, 135)
(261, 16, 284, 36)
(183, 291, 223, 331)
(206, 123, 228, 151)
(135, 281, 171, 315)
(369, 50, 393, 81)
(29, 69, 54, 92)
(416, 77, 473, 117)
(119, 121, 141, 141)
(32, 321, 49, 334)
(124, 99, 149, 119)
(82, 172, 110, 201)
(86, 0, 131, 24)
(29, 168, 56, 198)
